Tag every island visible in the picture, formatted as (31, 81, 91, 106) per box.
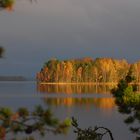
(36, 57, 140, 84)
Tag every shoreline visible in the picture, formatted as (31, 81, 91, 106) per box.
(38, 82, 140, 85)
(39, 82, 118, 85)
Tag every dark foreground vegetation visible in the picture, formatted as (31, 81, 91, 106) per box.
(0, 47, 4, 58)
(72, 117, 114, 140)
(112, 70, 140, 140)
(0, 105, 71, 140)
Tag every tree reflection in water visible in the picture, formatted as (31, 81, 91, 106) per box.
(37, 84, 116, 111)
(43, 98, 115, 111)
(37, 84, 116, 94)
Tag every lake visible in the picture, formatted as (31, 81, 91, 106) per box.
(0, 82, 137, 140)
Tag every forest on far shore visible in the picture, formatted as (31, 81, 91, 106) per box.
(36, 57, 140, 83)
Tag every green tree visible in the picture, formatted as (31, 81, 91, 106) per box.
(111, 70, 140, 140)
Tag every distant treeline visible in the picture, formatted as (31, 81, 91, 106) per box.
(36, 57, 140, 83)
(0, 76, 26, 81)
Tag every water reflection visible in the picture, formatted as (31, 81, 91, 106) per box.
(37, 84, 116, 94)
(37, 84, 116, 110)
(43, 97, 115, 110)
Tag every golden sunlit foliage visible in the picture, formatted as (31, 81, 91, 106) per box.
(37, 57, 139, 83)
(37, 84, 115, 94)
(0, 0, 15, 11)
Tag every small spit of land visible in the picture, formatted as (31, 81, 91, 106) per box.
(0, 76, 26, 81)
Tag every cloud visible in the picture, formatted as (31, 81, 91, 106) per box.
(0, 0, 140, 76)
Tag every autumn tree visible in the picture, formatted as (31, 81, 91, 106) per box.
(131, 61, 140, 83)
(0, 0, 15, 11)
(65, 61, 73, 82)
(37, 58, 139, 83)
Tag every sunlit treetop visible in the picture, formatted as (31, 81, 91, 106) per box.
(0, 0, 35, 11)
(0, 0, 15, 11)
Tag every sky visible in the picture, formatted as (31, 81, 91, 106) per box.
(0, 0, 140, 78)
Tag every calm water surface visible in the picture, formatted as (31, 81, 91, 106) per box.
(0, 82, 136, 140)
